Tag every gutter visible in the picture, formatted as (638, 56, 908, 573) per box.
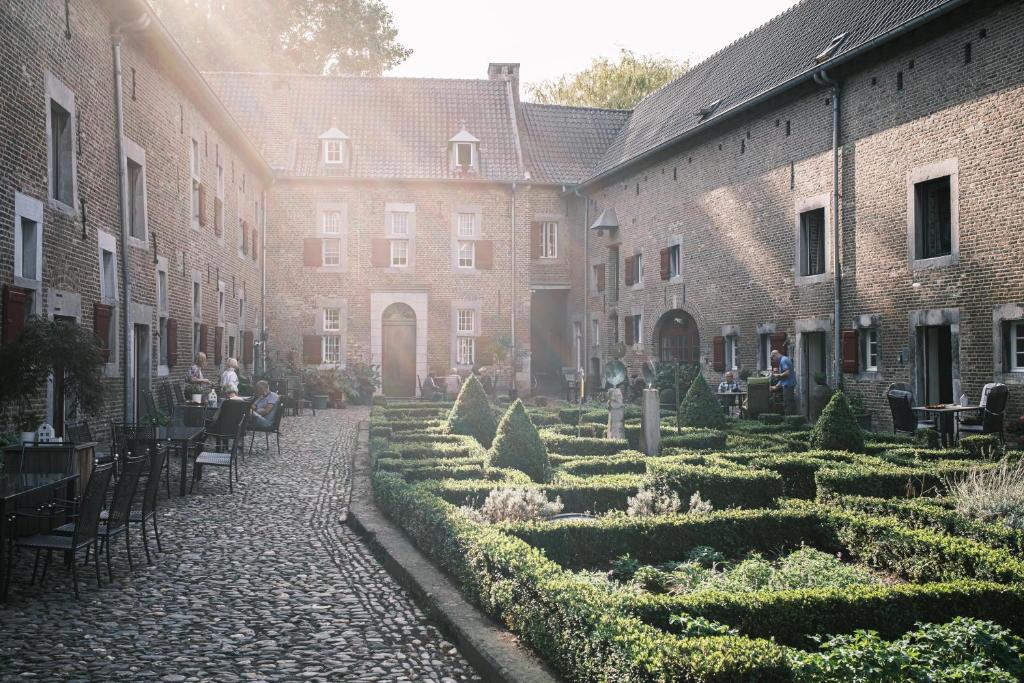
(510, 182, 517, 398)
(813, 70, 842, 389)
(580, 0, 973, 189)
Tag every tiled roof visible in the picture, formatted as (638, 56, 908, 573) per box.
(204, 72, 523, 181)
(591, 0, 959, 180)
(519, 103, 630, 184)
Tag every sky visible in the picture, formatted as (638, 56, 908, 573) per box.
(385, 0, 800, 90)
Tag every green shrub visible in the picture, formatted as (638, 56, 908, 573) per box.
(540, 431, 630, 456)
(783, 415, 807, 430)
(758, 413, 784, 425)
(527, 410, 561, 427)
(554, 453, 648, 476)
(446, 375, 497, 447)
(660, 428, 728, 451)
(959, 435, 1004, 460)
(542, 423, 606, 438)
(646, 461, 784, 509)
(809, 391, 865, 453)
(679, 374, 727, 429)
(882, 446, 970, 463)
(815, 460, 999, 500)
(558, 407, 582, 424)
(487, 400, 551, 483)
(915, 428, 942, 449)
(422, 473, 644, 513)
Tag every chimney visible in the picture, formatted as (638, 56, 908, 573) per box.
(488, 62, 520, 108)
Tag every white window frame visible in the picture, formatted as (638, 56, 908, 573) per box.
(123, 136, 148, 246)
(908, 159, 959, 270)
(1011, 322, 1024, 372)
(390, 240, 409, 267)
(323, 335, 342, 364)
(97, 230, 120, 373)
(323, 139, 344, 165)
(454, 142, 476, 169)
(14, 193, 44, 298)
(216, 162, 225, 241)
(794, 194, 831, 286)
(323, 210, 343, 235)
(457, 212, 476, 237)
(322, 239, 342, 267)
(390, 211, 410, 236)
(540, 221, 558, 259)
(668, 244, 681, 279)
(631, 314, 642, 348)
(725, 334, 739, 371)
(457, 309, 475, 334)
(863, 327, 880, 372)
(457, 241, 475, 269)
(156, 257, 169, 376)
(456, 336, 475, 366)
(217, 281, 226, 326)
(592, 318, 601, 347)
(190, 138, 201, 230)
(45, 71, 78, 214)
(324, 307, 341, 332)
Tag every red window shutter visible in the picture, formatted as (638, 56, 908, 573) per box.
(242, 330, 254, 365)
(92, 302, 113, 362)
(241, 220, 249, 255)
(624, 256, 635, 286)
(302, 334, 322, 364)
(713, 335, 726, 372)
(303, 238, 322, 267)
(2, 285, 28, 344)
(595, 264, 606, 292)
(214, 326, 224, 364)
(198, 185, 208, 227)
(624, 316, 634, 346)
(166, 318, 179, 367)
(770, 332, 788, 369)
(199, 323, 209, 356)
(214, 197, 223, 236)
(371, 238, 390, 267)
(660, 248, 670, 281)
(476, 240, 494, 269)
(842, 329, 859, 373)
(251, 227, 259, 261)
(530, 221, 542, 259)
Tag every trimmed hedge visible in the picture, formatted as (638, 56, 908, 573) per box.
(808, 391, 865, 453)
(815, 460, 999, 499)
(679, 374, 727, 429)
(420, 474, 644, 513)
(553, 453, 649, 476)
(539, 431, 630, 456)
(646, 460, 784, 509)
(488, 400, 551, 483)
(541, 423, 606, 438)
(659, 428, 728, 451)
(446, 375, 497, 447)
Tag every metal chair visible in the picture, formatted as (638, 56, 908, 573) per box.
(172, 381, 185, 406)
(132, 447, 167, 564)
(887, 389, 936, 436)
(192, 414, 246, 494)
(158, 382, 176, 420)
(959, 384, 1009, 444)
(248, 398, 285, 457)
(4, 461, 114, 600)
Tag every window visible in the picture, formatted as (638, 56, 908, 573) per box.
(193, 322, 201, 358)
(390, 211, 409, 236)
(192, 281, 202, 319)
(238, 295, 245, 328)
(862, 328, 879, 372)
(157, 267, 169, 367)
(630, 315, 642, 347)
(668, 244, 681, 278)
(610, 313, 619, 344)
(323, 210, 343, 234)
(725, 334, 739, 370)
(635, 253, 643, 283)
(455, 143, 474, 168)
(457, 213, 476, 237)
(390, 240, 409, 267)
(800, 207, 826, 276)
(914, 176, 952, 259)
(324, 140, 344, 164)
(101, 249, 117, 302)
(457, 337, 475, 366)
(323, 239, 342, 267)
(540, 221, 558, 259)
(457, 241, 475, 268)
(758, 332, 772, 371)
(217, 286, 226, 326)
(1007, 321, 1024, 372)
(457, 309, 474, 334)
(190, 138, 201, 229)
(323, 335, 342, 364)
(324, 308, 341, 332)
(17, 217, 40, 281)
(49, 99, 74, 207)
(592, 319, 600, 347)
(216, 163, 225, 234)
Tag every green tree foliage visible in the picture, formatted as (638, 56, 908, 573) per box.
(488, 400, 550, 483)
(150, 0, 411, 76)
(527, 49, 688, 110)
(679, 373, 726, 429)
(809, 390, 865, 453)
(446, 375, 497, 447)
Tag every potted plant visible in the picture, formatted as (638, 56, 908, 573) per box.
(185, 383, 206, 404)
(16, 411, 39, 445)
(303, 369, 331, 410)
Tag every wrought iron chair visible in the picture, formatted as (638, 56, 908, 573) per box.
(191, 413, 246, 494)
(887, 389, 936, 436)
(205, 398, 252, 461)
(172, 381, 186, 406)
(4, 461, 114, 600)
(289, 382, 315, 416)
(248, 398, 285, 457)
(959, 384, 1009, 444)
(158, 382, 176, 420)
(132, 447, 167, 564)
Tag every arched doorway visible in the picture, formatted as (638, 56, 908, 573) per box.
(656, 309, 700, 364)
(382, 303, 416, 397)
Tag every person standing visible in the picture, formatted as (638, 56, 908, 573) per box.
(220, 357, 239, 389)
(188, 352, 212, 386)
(771, 350, 798, 415)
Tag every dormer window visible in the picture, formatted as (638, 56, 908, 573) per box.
(319, 127, 350, 166)
(449, 124, 479, 172)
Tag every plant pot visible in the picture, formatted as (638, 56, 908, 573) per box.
(312, 395, 329, 410)
(20, 431, 35, 445)
(192, 394, 203, 404)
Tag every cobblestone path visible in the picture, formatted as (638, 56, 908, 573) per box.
(0, 408, 481, 682)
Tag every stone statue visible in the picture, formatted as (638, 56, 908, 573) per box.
(607, 387, 625, 440)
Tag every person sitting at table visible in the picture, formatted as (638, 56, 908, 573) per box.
(220, 358, 239, 389)
(959, 383, 997, 426)
(222, 382, 244, 400)
(250, 380, 279, 429)
(718, 371, 741, 415)
(188, 352, 212, 386)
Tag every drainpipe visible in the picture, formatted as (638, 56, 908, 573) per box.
(572, 186, 589, 383)
(510, 181, 518, 397)
(111, 13, 151, 422)
(260, 189, 267, 376)
(814, 69, 841, 388)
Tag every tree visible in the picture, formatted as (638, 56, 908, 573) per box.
(679, 373, 726, 430)
(527, 49, 688, 110)
(149, 0, 411, 76)
(446, 375, 497, 447)
(488, 400, 550, 483)
(809, 391, 865, 453)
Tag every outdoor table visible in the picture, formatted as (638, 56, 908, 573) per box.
(717, 391, 748, 417)
(175, 402, 212, 428)
(3, 441, 97, 492)
(130, 426, 205, 496)
(912, 404, 979, 446)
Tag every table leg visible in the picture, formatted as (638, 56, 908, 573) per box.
(179, 441, 188, 496)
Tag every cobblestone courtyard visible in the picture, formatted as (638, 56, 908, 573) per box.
(0, 409, 481, 682)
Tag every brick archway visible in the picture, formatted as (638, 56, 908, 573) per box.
(654, 309, 700, 364)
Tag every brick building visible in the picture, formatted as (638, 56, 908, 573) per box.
(3, 0, 1023, 431)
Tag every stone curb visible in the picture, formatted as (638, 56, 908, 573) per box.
(347, 421, 561, 683)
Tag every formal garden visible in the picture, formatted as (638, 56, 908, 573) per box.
(368, 374, 1024, 681)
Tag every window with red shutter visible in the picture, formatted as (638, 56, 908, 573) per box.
(712, 336, 726, 371)
(595, 264, 606, 292)
(199, 323, 209, 355)
(2, 285, 29, 344)
(660, 248, 670, 281)
(242, 330, 254, 365)
(92, 302, 114, 362)
(166, 318, 179, 367)
(302, 334, 322, 364)
(215, 326, 224, 364)
(198, 185, 208, 226)
(624, 256, 635, 286)
(303, 238, 323, 267)
(370, 238, 390, 267)
(530, 221, 542, 259)
(842, 329, 859, 373)
(770, 332, 788, 369)
(476, 240, 494, 269)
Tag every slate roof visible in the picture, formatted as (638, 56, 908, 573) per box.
(591, 0, 959, 180)
(519, 103, 631, 184)
(203, 72, 523, 181)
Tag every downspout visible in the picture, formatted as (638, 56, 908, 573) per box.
(814, 69, 841, 388)
(573, 187, 589, 383)
(111, 13, 150, 422)
(510, 181, 517, 397)
(260, 189, 267, 376)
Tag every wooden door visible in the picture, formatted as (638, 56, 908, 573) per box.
(382, 304, 416, 397)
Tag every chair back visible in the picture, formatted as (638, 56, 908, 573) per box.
(269, 397, 285, 430)
(159, 383, 176, 417)
(887, 389, 919, 433)
(985, 384, 1009, 414)
(13, 443, 76, 488)
(138, 389, 159, 424)
(65, 421, 93, 444)
(173, 381, 185, 404)
(141, 447, 166, 517)
(207, 399, 250, 438)
(106, 454, 146, 534)
(72, 461, 114, 549)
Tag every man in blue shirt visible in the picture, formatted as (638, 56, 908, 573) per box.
(771, 350, 798, 415)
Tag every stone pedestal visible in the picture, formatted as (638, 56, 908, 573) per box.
(606, 387, 625, 440)
(639, 388, 661, 456)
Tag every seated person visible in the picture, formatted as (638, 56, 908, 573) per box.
(250, 380, 280, 429)
(423, 373, 444, 401)
(718, 371, 741, 414)
(222, 382, 243, 400)
(960, 383, 997, 426)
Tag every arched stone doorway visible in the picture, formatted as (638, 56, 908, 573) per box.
(382, 302, 417, 397)
(655, 309, 700, 364)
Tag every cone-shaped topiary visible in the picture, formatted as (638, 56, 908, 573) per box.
(809, 390, 865, 453)
(679, 373, 727, 429)
(446, 374, 498, 447)
(488, 399, 550, 483)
